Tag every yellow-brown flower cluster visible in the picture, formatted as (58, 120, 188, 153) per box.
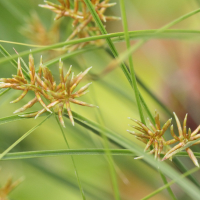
(128, 111, 171, 160)
(0, 55, 97, 127)
(128, 111, 200, 167)
(39, 0, 120, 50)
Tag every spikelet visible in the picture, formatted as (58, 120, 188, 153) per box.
(39, 0, 120, 51)
(0, 55, 97, 127)
(127, 110, 172, 160)
(162, 113, 200, 167)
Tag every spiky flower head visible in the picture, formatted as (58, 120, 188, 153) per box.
(127, 111, 172, 159)
(0, 54, 97, 127)
(162, 112, 200, 167)
(39, 0, 120, 50)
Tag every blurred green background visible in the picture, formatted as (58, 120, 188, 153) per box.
(1, 0, 200, 199)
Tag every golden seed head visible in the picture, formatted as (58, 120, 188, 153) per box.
(0, 55, 96, 127)
(162, 113, 200, 167)
(39, 0, 120, 51)
(128, 111, 172, 159)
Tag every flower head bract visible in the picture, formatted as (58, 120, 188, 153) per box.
(39, 0, 120, 50)
(0, 54, 97, 127)
(162, 112, 200, 167)
(127, 111, 172, 159)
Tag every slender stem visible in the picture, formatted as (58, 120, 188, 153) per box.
(173, 158, 200, 187)
(83, 0, 154, 122)
(1, 29, 200, 65)
(142, 167, 199, 200)
(1, 29, 200, 48)
(64, 110, 200, 199)
(0, 44, 30, 79)
(119, 0, 145, 124)
(120, 2, 175, 198)
(83, 1, 200, 193)
(0, 114, 52, 160)
(159, 170, 177, 200)
(3, 149, 200, 161)
(110, 8, 200, 72)
(91, 90, 121, 200)
(55, 115, 86, 200)
(2, 149, 135, 160)
(5, 108, 200, 199)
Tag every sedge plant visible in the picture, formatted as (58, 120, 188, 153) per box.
(1, 1, 200, 200)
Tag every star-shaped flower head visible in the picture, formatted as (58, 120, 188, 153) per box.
(162, 112, 200, 167)
(39, 0, 120, 50)
(39, 0, 119, 24)
(127, 111, 172, 159)
(0, 54, 97, 127)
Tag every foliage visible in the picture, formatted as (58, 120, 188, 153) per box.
(1, 0, 200, 200)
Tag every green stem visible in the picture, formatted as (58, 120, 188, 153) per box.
(1, 29, 200, 48)
(112, 8, 200, 71)
(1, 29, 200, 64)
(159, 170, 177, 200)
(173, 158, 200, 187)
(0, 44, 30, 79)
(2, 149, 135, 160)
(0, 114, 52, 160)
(63, 110, 200, 199)
(3, 149, 200, 161)
(142, 167, 199, 200)
(55, 115, 86, 200)
(92, 93, 120, 200)
(83, 0, 154, 122)
(119, 0, 145, 124)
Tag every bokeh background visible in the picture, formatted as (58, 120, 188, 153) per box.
(1, 0, 200, 199)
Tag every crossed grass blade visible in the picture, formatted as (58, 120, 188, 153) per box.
(1, 110, 200, 198)
(63, 110, 200, 199)
(0, 114, 52, 160)
(55, 115, 86, 200)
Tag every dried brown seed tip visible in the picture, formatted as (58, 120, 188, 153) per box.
(186, 148, 199, 167)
